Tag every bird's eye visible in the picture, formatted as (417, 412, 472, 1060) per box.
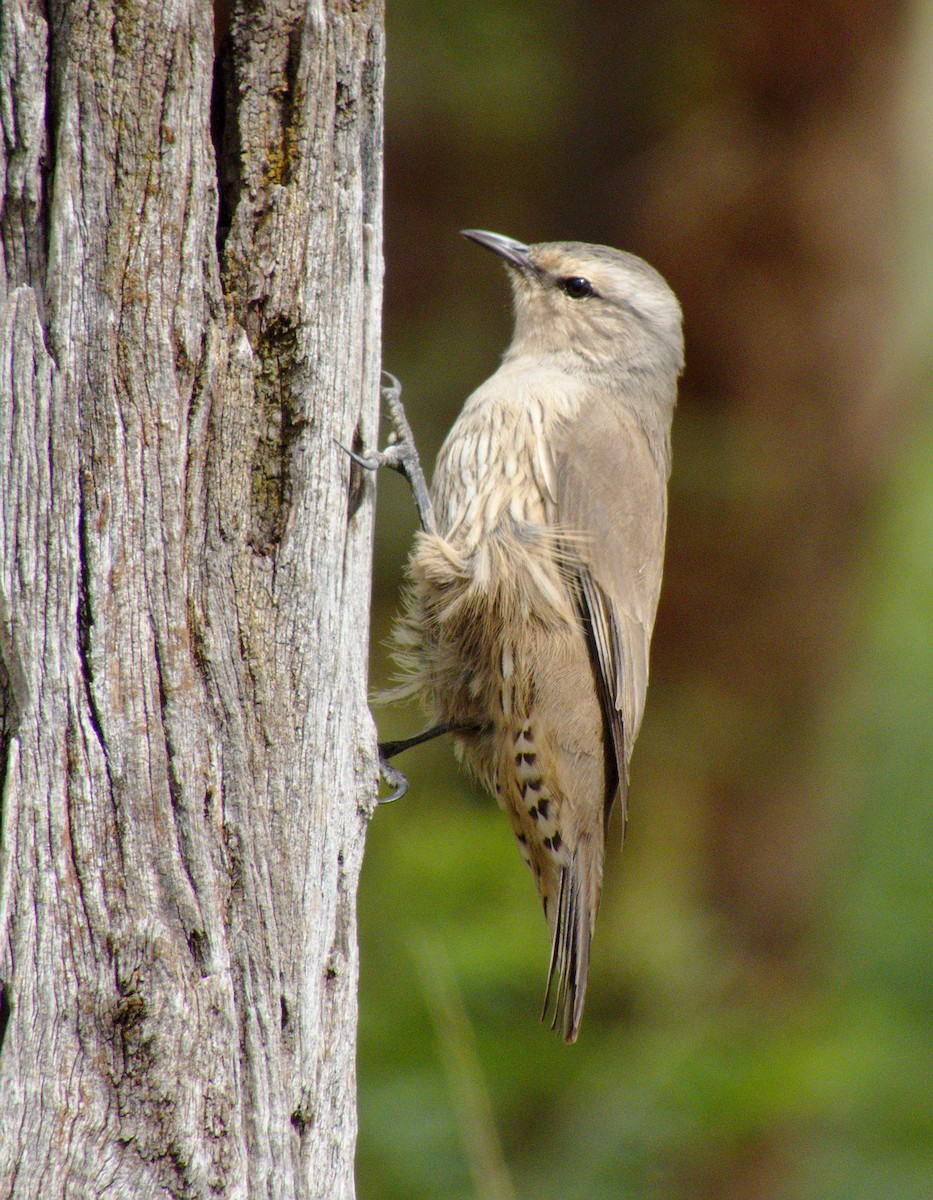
(561, 276, 594, 299)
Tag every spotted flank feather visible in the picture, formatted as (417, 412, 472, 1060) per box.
(503, 721, 597, 1044)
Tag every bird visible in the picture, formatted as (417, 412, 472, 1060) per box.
(370, 230, 683, 1042)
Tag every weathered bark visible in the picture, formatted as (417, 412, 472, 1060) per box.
(0, 1, 383, 1196)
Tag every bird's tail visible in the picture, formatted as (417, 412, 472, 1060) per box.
(541, 861, 594, 1043)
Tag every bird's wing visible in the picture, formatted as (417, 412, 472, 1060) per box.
(554, 393, 669, 833)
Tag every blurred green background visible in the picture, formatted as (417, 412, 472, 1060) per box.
(357, 3, 933, 1198)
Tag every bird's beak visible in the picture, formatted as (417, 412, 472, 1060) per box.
(461, 229, 534, 272)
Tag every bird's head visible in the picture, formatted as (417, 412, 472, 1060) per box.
(461, 229, 684, 387)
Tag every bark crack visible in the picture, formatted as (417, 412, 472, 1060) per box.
(209, 15, 237, 265)
(150, 626, 208, 976)
(76, 475, 108, 759)
(344, 418, 367, 524)
(0, 979, 11, 1057)
(0, 589, 28, 807)
(249, 313, 304, 555)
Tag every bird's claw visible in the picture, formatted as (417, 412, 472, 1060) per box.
(336, 441, 383, 472)
(377, 751, 410, 804)
(337, 440, 407, 475)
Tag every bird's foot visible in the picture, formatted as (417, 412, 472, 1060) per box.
(339, 373, 436, 533)
(375, 721, 480, 804)
(376, 750, 410, 804)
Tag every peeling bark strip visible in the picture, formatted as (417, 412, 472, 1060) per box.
(0, 1, 383, 1197)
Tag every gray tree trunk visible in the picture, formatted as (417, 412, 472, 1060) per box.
(0, 1, 383, 1196)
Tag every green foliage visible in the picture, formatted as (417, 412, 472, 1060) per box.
(386, 0, 568, 142)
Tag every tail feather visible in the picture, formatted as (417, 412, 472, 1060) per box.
(541, 864, 592, 1043)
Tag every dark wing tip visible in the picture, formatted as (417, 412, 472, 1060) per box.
(541, 865, 592, 1043)
(575, 569, 630, 837)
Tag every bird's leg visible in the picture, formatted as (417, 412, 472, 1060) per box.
(342, 373, 449, 803)
(380, 720, 478, 761)
(376, 721, 480, 804)
(343, 373, 437, 534)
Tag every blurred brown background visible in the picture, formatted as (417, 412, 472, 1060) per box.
(358, 3, 933, 1198)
